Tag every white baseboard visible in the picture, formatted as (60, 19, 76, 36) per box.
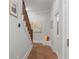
(54, 50, 62, 59)
(50, 46, 60, 59)
(22, 45, 33, 59)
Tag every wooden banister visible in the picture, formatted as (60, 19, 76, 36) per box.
(22, 0, 33, 41)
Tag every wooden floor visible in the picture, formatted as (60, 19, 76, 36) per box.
(27, 43, 58, 59)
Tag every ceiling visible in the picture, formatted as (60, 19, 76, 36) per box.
(24, 0, 54, 11)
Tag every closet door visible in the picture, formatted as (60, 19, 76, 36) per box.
(63, 0, 69, 59)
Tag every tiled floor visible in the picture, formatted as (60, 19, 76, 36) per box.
(27, 43, 58, 59)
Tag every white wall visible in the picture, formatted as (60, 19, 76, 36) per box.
(50, 0, 69, 59)
(27, 10, 51, 46)
(50, 0, 60, 55)
(50, 0, 63, 58)
(9, 0, 33, 59)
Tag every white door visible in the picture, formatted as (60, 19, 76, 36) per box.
(60, 0, 69, 59)
(63, 0, 69, 59)
(64, 3, 69, 59)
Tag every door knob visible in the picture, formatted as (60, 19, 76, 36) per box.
(67, 39, 69, 47)
(18, 23, 21, 28)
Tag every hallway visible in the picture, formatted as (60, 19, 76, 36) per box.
(27, 43, 58, 59)
(9, 0, 69, 59)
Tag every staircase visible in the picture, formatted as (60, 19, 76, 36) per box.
(22, 1, 33, 41)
